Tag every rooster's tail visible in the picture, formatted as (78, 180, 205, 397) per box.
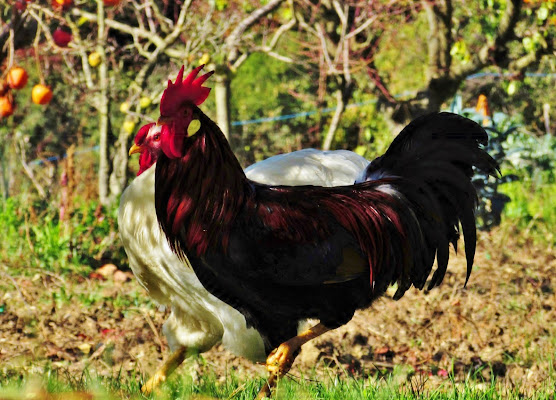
(359, 112, 499, 298)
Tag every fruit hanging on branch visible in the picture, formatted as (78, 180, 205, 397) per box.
(7, 67, 28, 90)
(123, 120, 136, 134)
(32, 84, 53, 105)
(53, 29, 72, 47)
(0, 94, 15, 118)
(15, 0, 30, 12)
(88, 52, 101, 67)
(52, 0, 72, 9)
(119, 101, 130, 113)
(139, 97, 152, 109)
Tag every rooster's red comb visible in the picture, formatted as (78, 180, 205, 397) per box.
(160, 65, 214, 117)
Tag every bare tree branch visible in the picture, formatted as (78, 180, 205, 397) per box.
(71, 8, 166, 47)
(16, 139, 46, 200)
(225, 0, 287, 63)
(316, 23, 335, 73)
(345, 16, 376, 40)
(256, 17, 297, 63)
(264, 50, 295, 63)
(148, 0, 173, 33)
(510, 39, 554, 71)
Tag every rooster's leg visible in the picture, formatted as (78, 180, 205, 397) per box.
(256, 323, 330, 399)
(141, 346, 188, 394)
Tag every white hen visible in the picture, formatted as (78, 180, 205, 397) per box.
(118, 147, 369, 392)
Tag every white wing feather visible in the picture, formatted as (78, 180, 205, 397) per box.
(118, 149, 369, 361)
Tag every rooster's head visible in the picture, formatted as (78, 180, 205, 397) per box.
(129, 122, 163, 175)
(157, 65, 214, 159)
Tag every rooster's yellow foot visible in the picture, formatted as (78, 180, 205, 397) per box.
(141, 346, 189, 395)
(265, 342, 297, 376)
(141, 369, 167, 395)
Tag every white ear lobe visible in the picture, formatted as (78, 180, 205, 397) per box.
(188, 119, 201, 136)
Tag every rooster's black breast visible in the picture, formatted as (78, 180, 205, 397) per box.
(185, 218, 377, 353)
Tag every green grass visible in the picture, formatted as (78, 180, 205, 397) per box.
(501, 179, 556, 236)
(494, 171, 556, 246)
(1, 366, 554, 400)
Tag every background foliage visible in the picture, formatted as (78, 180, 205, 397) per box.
(0, 0, 554, 271)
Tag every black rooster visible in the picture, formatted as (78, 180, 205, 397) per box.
(154, 66, 498, 397)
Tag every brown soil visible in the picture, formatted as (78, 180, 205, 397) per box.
(1, 228, 554, 395)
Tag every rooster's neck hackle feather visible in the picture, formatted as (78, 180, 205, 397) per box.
(156, 109, 249, 256)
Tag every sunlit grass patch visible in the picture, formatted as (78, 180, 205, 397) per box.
(1, 365, 555, 400)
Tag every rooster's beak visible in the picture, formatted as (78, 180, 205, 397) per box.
(128, 144, 143, 156)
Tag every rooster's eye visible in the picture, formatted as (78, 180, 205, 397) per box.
(154, 134, 160, 141)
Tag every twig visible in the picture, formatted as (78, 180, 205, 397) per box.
(226, 382, 248, 399)
(345, 16, 377, 40)
(87, 342, 107, 362)
(142, 308, 166, 353)
(370, 360, 396, 369)
(0, 270, 30, 305)
(257, 17, 297, 64)
(225, 0, 286, 63)
(7, 27, 14, 69)
(16, 139, 47, 199)
(32, 10, 45, 84)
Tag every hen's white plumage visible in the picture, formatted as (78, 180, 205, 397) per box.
(118, 148, 369, 362)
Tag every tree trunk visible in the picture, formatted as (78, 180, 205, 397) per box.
(108, 124, 129, 204)
(322, 81, 353, 151)
(0, 142, 10, 199)
(214, 70, 231, 142)
(322, 89, 346, 151)
(96, 0, 111, 206)
(97, 92, 110, 206)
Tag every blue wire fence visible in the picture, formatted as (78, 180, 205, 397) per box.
(30, 72, 555, 166)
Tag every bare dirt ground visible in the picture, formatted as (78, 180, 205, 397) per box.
(1, 227, 554, 396)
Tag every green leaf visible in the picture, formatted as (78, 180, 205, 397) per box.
(537, 6, 549, 21)
(507, 81, 517, 96)
(215, 0, 227, 11)
(354, 145, 367, 156)
(522, 37, 535, 52)
(364, 128, 372, 142)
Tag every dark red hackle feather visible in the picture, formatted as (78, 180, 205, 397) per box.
(156, 110, 248, 256)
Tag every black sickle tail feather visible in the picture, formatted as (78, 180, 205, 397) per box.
(361, 112, 499, 298)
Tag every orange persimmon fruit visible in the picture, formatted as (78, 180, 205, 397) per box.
(0, 95, 14, 117)
(7, 67, 28, 90)
(32, 84, 53, 105)
(52, 0, 72, 9)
